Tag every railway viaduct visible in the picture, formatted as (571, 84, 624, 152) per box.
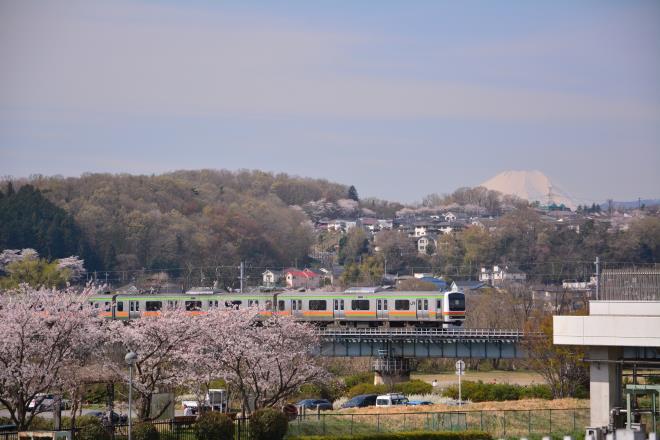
(315, 327, 537, 384)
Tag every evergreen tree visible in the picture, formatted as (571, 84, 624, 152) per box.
(0, 185, 100, 270)
(347, 185, 359, 201)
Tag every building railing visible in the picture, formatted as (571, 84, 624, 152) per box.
(601, 269, 660, 301)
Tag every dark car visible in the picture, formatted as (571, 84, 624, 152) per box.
(340, 394, 378, 409)
(296, 399, 333, 411)
(406, 400, 433, 406)
(88, 411, 128, 424)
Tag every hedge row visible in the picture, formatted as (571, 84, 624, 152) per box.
(290, 431, 492, 440)
(347, 380, 433, 398)
(444, 381, 553, 402)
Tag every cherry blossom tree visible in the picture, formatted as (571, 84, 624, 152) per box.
(190, 308, 329, 412)
(0, 285, 102, 430)
(105, 309, 203, 420)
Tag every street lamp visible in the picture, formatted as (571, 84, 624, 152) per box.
(125, 351, 138, 440)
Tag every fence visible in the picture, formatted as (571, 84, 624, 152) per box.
(0, 409, 599, 439)
(0, 418, 251, 440)
(288, 408, 591, 438)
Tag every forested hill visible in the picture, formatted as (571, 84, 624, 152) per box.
(1, 170, 393, 272)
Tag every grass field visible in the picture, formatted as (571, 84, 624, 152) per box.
(412, 370, 546, 387)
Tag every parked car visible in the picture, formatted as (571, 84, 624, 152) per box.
(406, 400, 433, 406)
(375, 393, 409, 407)
(27, 394, 69, 411)
(340, 394, 378, 409)
(88, 410, 128, 424)
(295, 399, 333, 411)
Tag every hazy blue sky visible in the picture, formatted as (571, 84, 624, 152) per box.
(1, 0, 659, 203)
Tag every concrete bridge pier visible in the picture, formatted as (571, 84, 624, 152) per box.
(373, 355, 412, 386)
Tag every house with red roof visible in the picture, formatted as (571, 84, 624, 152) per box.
(284, 268, 321, 289)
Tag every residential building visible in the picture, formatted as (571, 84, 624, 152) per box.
(284, 268, 321, 289)
(262, 270, 282, 287)
(479, 265, 527, 286)
(416, 235, 437, 255)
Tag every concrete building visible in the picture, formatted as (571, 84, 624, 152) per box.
(554, 290, 660, 430)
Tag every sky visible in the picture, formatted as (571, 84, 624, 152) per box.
(1, 0, 659, 204)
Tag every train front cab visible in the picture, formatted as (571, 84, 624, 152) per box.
(443, 291, 466, 328)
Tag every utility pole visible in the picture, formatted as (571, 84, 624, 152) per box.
(239, 261, 244, 293)
(594, 256, 600, 300)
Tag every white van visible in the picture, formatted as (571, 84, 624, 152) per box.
(375, 393, 408, 407)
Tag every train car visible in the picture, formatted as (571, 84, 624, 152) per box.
(88, 288, 465, 328)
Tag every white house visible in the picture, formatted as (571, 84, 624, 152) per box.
(438, 225, 454, 235)
(377, 219, 393, 230)
(414, 226, 428, 237)
(262, 270, 282, 287)
(443, 212, 457, 222)
(416, 236, 437, 255)
(479, 265, 527, 286)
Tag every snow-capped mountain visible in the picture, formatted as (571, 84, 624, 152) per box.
(480, 170, 576, 209)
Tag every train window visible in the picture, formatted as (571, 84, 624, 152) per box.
(168, 300, 178, 309)
(377, 300, 381, 310)
(292, 300, 297, 311)
(298, 300, 302, 310)
(248, 300, 259, 307)
(424, 299, 428, 310)
(265, 300, 273, 311)
(104, 302, 111, 312)
(340, 300, 344, 310)
(232, 300, 242, 308)
(448, 293, 465, 311)
(309, 300, 327, 311)
(146, 301, 162, 312)
(395, 300, 410, 310)
(94, 303, 99, 309)
(278, 300, 285, 311)
(383, 299, 388, 310)
(351, 300, 370, 311)
(185, 301, 202, 311)
(130, 302, 140, 312)
(417, 299, 423, 310)
(117, 302, 124, 312)
(334, 299, 338, 310)
(437, 300, 442, 309)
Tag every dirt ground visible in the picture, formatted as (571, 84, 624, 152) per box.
(412, 370, 546, 387)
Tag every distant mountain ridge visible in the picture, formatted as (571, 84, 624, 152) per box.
(480, 170, 577, 209)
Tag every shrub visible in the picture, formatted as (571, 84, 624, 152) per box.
(75, 415, 109, 440)
(393, 380, 433, 396)
(195, 412, 234, 440)
(344, 371, 374, 388)
(132, 422, 160, 440)
(346, 383, 386, 398)
(28, 416, 54, 430)
(519, 384, 553, 400)
(288, 430, 493, 440)
(444, 381, 553, 402)
(250, 408, 288, 440)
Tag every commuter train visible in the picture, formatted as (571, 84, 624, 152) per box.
(88, 289, 466, 328)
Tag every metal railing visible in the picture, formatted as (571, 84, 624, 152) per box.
(601, 269, 660, 301)
(317, 327, 541, 341)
